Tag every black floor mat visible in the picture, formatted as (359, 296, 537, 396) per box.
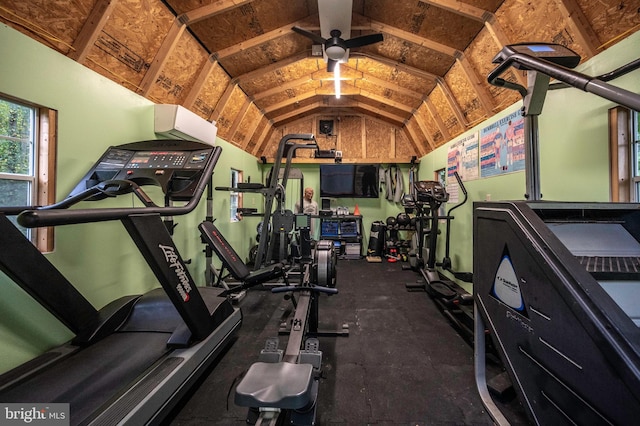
(168, 260, 528, 425)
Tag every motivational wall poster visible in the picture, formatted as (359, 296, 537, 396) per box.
(479, 110, 525, 178)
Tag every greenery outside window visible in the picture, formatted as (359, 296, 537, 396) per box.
(0, 95, 56, 251)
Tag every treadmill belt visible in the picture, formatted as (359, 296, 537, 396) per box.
(577, 256, 640, 274)
(0, 331, 172, 425)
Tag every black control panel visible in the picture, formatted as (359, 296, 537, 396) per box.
(69, 140, 216, 201)
(493, 42, 581, 70)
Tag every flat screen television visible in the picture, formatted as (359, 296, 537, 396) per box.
(320, 164, 379, 198)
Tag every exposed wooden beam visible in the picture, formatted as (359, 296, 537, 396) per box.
(252, 75, 313, 100)
(403, 121, 427, 157)
(435, 78, 467, 128)
(263, 91, 318, 113)
(210, 82, 237, 122)
(228, 98, 253, 142)
(68, 0, 118, 63)
(413, 114, 436, 151)
(351, 52, 438, 81)
(138, 19, 186, 96)
(554, 0, 600, 56)
(423, 98, 450, 141)
(180, 0, 256, 25)
(253, 123, 275, 157)
(483, 17, 527, 88)
(235, 52, 312, 84)
(242, 110, 264, 149)
(455, 54, 494, 115)
(183, 55, 218, 109)
(215, 21, 302, 58)
(361, 15, 460, 57)
(418, 0, 491, 22)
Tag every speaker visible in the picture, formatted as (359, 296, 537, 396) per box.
(319, 120, 334, 135)
(321, 198, 331, 210)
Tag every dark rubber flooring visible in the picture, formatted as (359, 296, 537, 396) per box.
(168, 259, 526, 425)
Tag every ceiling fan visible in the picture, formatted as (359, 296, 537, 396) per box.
(292, 0, 383, 72)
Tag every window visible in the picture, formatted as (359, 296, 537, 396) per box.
(0, 95, 56, 251)
(230, 168, 243, 222)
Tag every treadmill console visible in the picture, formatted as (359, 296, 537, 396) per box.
(493, 42, 581, 70)
(69, 140, 215, 201)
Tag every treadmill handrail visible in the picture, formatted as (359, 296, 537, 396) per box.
(18, 146, 222, 228)
(488, 52, 640, 111)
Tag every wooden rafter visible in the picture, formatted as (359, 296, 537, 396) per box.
(424, 98, 450, 141)
(210, 82, 237, 122)
(180, 0, 256, 25)
(455, 54, 494, 115)
(183, 55, 218, 109)
(242, 111, 263, 149)
(351, 52, 439, 81)
(435, 78, 468, 128)
(362, 15, 460, 57)
(554, 0, 600, 56)
(252, 75, 313, 100)
(403, 122, 427, 157)
(253, 123, 275, 157)
(418, 0, 491, 22)
(68, 0, 118, 63)
(228, 98, 253, 142)
(483, 17, 527, 87)
(235, 52, 311, 84)
(215, 21, 304, 58)
(413, 114, 436, 151)
(138, 19, 186, 96)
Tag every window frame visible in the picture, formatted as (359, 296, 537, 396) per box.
(0, 94, 56, 252)
(230, 168, 243, 223)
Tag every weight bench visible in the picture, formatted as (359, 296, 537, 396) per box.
(199, 221, 287, 293)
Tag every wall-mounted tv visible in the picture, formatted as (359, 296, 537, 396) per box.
(320, 164, 379, 198)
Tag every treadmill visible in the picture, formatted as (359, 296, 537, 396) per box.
(0, 139, 242, 425)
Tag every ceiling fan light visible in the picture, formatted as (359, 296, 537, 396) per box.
(325, 45, 345, 61)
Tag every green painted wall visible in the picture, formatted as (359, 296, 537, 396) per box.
(418, 31, 640, 292)
(1, 20, 638, 375)
(0, 24, 260, 373)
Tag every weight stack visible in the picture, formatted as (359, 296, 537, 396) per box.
(367, 221, 385, 256)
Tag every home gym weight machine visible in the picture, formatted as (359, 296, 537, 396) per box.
(404, 172, 474, 342)
(0, 139, 241, 425)
(475, 43, 640, 425)
(215, 134, 320, 272)
(233, 213, 345, 426)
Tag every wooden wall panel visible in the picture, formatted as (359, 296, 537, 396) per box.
(147, 31, 207, 104)
(445, 59, 486, 127)
(496, 0, 589, 59)
(0, 0, 92, 52)
(216, 86, 247, 143)
(340, 116, 364, 160)
(395, 127, 414, 160)
(194, 65, 232, 119)
(365, 118, 392, 160)
(234, 102, 262, 147)
(575, 0, 640, 48)
(84, 0, 174, 92)
(430, 84, 464, 137)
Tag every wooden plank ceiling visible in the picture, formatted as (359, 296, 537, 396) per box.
(0, 0, 638, 162)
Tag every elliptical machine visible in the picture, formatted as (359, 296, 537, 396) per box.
(404, 172, 474, 342)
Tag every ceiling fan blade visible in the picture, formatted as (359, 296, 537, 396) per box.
(344, 33, 384, 49)
(327, 58, 338, 73)
(291, 26, 326, 45)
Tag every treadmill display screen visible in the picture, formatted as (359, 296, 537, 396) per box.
(526, 45, 555, 53)
(127, 151, 188, 169)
